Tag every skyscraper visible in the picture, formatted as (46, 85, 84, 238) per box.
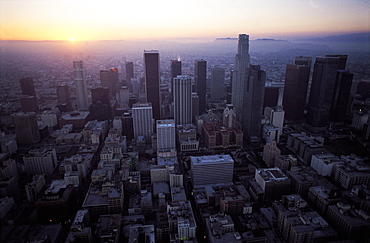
(20, 96, 38, 113)
(241, 65, 266, 138)
(100, 68, 119, 98)
(90, 87, 111, 121)
(57, 84, 72, 111)
(12, 112, 40, 145)
(194, 60, 207, 114)
(125, 62, 134, 81)
(329, 70, 354, 122)
(231, 34, 250, 120)
(73, 61, 89, 111)
(210, 67, 225, 100)
(170, 60, 181, 99)
(173, 75, 192, 125)
(144, 50, 161, 120)
(156, 120, 176, 151)
(132, 103, 153, 143)
(283, 64, 311, 121)
(306, 55, 347, 128)
(171, 60, 182, 79)
(20, 77, 36, 96)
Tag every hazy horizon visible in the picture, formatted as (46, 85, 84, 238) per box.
(1, 0, 368, 42)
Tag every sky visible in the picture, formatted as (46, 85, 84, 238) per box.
(0, 0, 369, 42)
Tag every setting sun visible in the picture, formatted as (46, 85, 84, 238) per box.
(69, 37, 75, 42)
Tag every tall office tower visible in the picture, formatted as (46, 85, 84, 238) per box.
(241, 65, 266, 138)
(122, 112, 134, 141)
(12, 112, 40, 145)
(171, 60, 182, 79)
(132, 103, 153, 143)
(125, 62, 134, 81)
(192, 93, 199, 123)
(144, 50, 161, 120)
(306, 55, 347, 128)
(90, 87, 111, 120)
(20, 77, 36, 96)
(283, 64, 311, 121)
(210, 67, 225, 100)
(231, 34, 250, 119)
(73, 61, 89, 111)
(156, 120, 176, 150)
(170, 60, 182, 98)
(194, 60, 207, 114)
(329, 70, 354, 122)
(100, 68, 119, 98)
(294, 56, 312, 67)
(20, 96, 38, 113)
(173, 76, 192, 125)
(57, 84, 72, 111)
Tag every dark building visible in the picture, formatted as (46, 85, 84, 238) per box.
(171, 60, 182, 100)
(171, 60, 182, 79)
(294, 56, 312, 67)
(144, 50, 161, 120)
(122, 112, 134, 141)
(194, 60, 207, 114)
(125, 62, 134, 81)
(57, 84, 72, 111)
(356, 81, 370, 99)
(91, 87, 110, 105)
(210, 67, 225, 100)
(20, 96, 38, 112)
(192, 93, 199, 123)
(329, 70, 354, 122)
(306, 55, 347, 128)
(20, 77, 36, 96)
(100, 68, 119, 98)
(241, 65, 266, 138)
(283, 64, 311, 121)
(12, 112, 40, 145)
(264, 86, 280, 109)
(90, 87, 111, 121)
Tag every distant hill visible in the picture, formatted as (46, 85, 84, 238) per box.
(215, 37, 238, 41)
(303, 32, 370, 43)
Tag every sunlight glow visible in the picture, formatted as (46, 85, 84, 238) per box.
(69, 37, 75, 42)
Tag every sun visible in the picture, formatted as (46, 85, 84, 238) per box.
(69, 37, 75, 42)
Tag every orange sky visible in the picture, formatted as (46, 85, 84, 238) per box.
(1, 0, 368, 41)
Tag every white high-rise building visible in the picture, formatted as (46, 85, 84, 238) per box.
(173, 75, 192, 125)
(132, 103, 153, 143)
(73, 61, 89, 110)
(231, 34, 250, 118)
(156, 120, 176, 150)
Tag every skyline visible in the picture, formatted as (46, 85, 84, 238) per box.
(1, 0, 369, 42)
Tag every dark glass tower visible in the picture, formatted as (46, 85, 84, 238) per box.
(20, 77, 36, 96)
(57, 84, 72, 111)
(306, 55, 347, 128)
(194, 60, 207, 114)
(329, 70, 354, 122)
(241, 65, 266, 138)
(210, 67, 225, 100)
(283, 64, 311, 121)
(90, 87, 111, 121)
(171, 60, 182, 100)
(144, 50, 161, 120)
(100, 68, 119, 98)
(171, 60, 182, 79)
(125, 62, 134, 81)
